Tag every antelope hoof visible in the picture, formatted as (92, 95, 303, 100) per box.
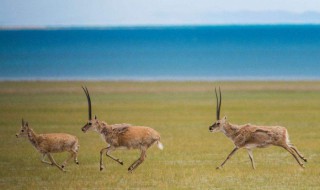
(100, 166, 104, 171)
(76, 161, 79, 165)
(216, 166, 222, 170)
(300, 164, 305, 168)
(119, 160, 124, 165)
(61, 165, 65, 168)
(303, 158, 307, 162)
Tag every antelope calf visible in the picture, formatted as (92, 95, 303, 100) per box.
(209, 88, 307, 169)
(16, 119, 79, 172)
(81, 87, 163, 172)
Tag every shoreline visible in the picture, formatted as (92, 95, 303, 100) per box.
(1, 76, 320, 82)
(1, 24, 320, 31)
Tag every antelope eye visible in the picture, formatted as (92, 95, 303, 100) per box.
(21, 130, 24, 132)
(217, 122, 220, 125)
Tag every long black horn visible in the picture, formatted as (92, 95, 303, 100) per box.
(82, 86, 92, 120)
(22, 118, 24, 126)
(218, 87, 222, 120)
(215, 87, 222, 120)
(215, 88, 219, 120)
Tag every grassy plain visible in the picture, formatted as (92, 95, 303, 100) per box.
(0, 81, 319, 189)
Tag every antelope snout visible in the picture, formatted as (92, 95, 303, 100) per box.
(81, 125, 87, 133)
(209, 125, 217, 133)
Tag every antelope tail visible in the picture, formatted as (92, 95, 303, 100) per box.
(157, 141, 164, 150)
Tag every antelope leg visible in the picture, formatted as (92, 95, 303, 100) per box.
(62, 152, 76, 169)
(47, 153, 65, 172)
(247, 149, 256, 169)
(106, 146, 123, 165)
(100, 147, 108, 171)
(41, 154, 53, 165)
(128, 148, 147, 172)
(217, 147, 238, 169)
(282, 145, 304, 168)
(100, 146, 123, 171)
(73, 150, 79, 165)
(289, 144, 307, 162)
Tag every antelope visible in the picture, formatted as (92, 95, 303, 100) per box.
(209, 88, 307, 169)
(16, 119, 79, 172)
(81, 86, 163, 172)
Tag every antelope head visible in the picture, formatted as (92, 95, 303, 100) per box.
(209, 87, 227, 133)
(81, 86, 101, 133)
(16, 118, 29, 138)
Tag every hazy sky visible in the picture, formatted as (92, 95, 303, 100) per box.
(1, 0, 320, 27)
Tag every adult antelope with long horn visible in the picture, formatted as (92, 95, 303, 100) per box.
(209, 87, 307, 169)
(81, 86, 163, 172)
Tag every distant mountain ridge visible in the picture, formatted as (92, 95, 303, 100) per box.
(0, 11, 320, 28)
(200, 11, 320, 24)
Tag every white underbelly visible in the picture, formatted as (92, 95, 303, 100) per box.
(245, 143, 271, 149)
(115, 146, 128, 150)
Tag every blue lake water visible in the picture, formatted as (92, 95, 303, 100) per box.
(0, 25, 319, 81)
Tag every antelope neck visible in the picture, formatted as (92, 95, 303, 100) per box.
(221, 122, 240, 139)
(27, 128, 39, 148)
(96, 121, 109, 133)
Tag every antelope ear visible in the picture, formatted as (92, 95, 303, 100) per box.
(22, 118, 24, 126)
(95, 115, 97, 120)
(26, 122, 29, 127)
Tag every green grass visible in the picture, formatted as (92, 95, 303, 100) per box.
(0, 81, 320, 189)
